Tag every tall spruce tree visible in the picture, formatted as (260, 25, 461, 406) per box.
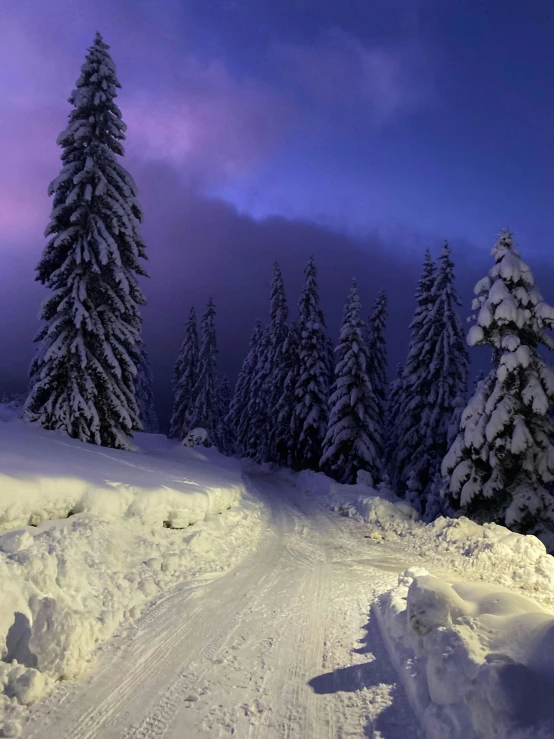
(264, 263, 290, 462)
(385, 362, 404, 472)
(243, 264, 290, 463)
(228, 320, 263, 452)
(321, 281, 381, 483)
(24, 33, 147, 449)
(401, 243, 469, 517)
(239, 327, 271, 461)
(390, 250, 436, 493)
(169, 307, 199, 440)
(189, 298, 220, 446)
(366, 289, 388, 463)
(215, 375, 235, 455)
(443, 231, 554, 538)
(135, 343, 159, 433)
(292, 256, 329, 470)
(273, 322, 301, 467)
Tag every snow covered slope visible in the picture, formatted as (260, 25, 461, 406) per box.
(0, 417, 262, 737)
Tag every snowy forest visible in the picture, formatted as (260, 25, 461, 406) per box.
(17, 33, 554, 551)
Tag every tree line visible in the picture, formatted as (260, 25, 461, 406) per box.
(20, 33, 554, 545)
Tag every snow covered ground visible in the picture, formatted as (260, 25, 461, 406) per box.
(0, 416, 263, 737)
(2, 413, 554, 738)
(291, 468, 554, 738)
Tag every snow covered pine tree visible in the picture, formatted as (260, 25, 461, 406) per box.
(292, 256, 329, 470)
(409, 242, 468, 518)
(272, 322, 300, 468)
(228, 320, 264, 453)
(135, 343, 159, 433)
(189, 298, 221, 447)
(24, 33, 147, 449)
(321, 281, 381, 484)
(385, 363, 404, 471)
(390, 250, 435, 491)
(366, 289, 388, 464)
(215, 375, 235, 456)
(169, 307, 199, 441)
(264, 263, 290, 463)
(443, 230, 554, 542)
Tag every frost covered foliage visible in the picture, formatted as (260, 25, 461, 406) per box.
(24, 33, 147, 450)
(215, 376, 234, 456)
(240, 327, 271, 462)
(189, 299, 221, 448)
(395, 244, 468, 518)
(272, 322, 300, 467)
(390, 250, 435, 491)
(292, 256, 329, 470)
(366, 289, 388, 461)
(135, 343, 159, 433)
(264, 264, 292, 464)
(228, 320, 263, 452)
(443, 231, 554, 540)
(385, 363, 403, 471)
(321, 282, 381, 484)
(169, 307, 199, 441)
(241, 268, 290, 464)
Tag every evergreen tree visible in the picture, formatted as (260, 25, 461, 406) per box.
(189, 298, 220, 446)
(401, 243, 469, 517)
(243, 263, 290, 463)
(389, 250, 436, 491)
(241, 327, 271, 461)
(135, 343, 159, 433)
(24, 33, 147, 449)
(228, 320, 263, 452)
(321, 281, 381, 483)
(292, 256, 329, 470)
(169, 307, 199, 440)
(366, 289, 388, 463)
(218, 375, 232, 419)
(385, 362, 404, 473)
(215, 375, 235, 455)
(265, 263, 291, 462)
(273, 322, 301, 467)
(443, 230, 554, 537)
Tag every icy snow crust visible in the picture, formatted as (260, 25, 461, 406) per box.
(0, 417, 262, 735)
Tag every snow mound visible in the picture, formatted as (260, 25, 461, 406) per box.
(375, 568, 554, 739)
(0, 420, 242, 532)
(291, 467, 554, 604)
(0, 415, 262, 731)
(422, 517, 554, 600)
(290, 469, 419, 527)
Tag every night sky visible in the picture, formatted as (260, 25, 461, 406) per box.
(2, 0, 554, 425)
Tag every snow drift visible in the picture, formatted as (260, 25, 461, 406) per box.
(0, 416, 262, 736)
(292, 468, 554, 605)
(375, 568, 554, 739)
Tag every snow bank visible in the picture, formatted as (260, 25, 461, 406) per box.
(375, 568, 554, 739)
(0, 416, 262, 735)
(0, 420, 242, 532)
(291, 468, 554, 605)
(289, 469, 419, 533)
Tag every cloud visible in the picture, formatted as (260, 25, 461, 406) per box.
(0, 0, 300, 248)
(123, 60, 298, 185)
(275, 28, 432, 122)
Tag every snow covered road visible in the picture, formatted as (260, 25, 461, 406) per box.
(20, 470, 420, 739)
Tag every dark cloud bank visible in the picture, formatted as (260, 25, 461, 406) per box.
(2, 160, 552, 429)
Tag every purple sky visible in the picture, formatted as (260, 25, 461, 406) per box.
(1, 0, 554, 423)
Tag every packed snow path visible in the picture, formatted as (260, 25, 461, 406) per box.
(20, 471, 421, 739)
